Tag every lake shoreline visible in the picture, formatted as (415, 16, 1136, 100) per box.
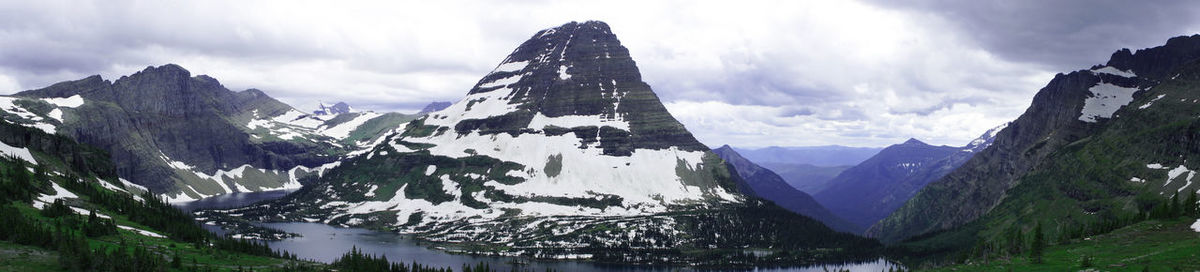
(177, 190, 904, 271)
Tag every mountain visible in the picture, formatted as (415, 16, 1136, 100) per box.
(314, 101, 353, 115)
(417, 101, 452, 114)
(0, 117, 307, 270)
(813, 126, 1004, 230)
(3, 65, 413, 201)
(759, 162, 850, 194)
(207, 21, 878, 263)
(733, 145, 883, 167)
(871, 35, 1200, 249)
(713, 145, 862, 234)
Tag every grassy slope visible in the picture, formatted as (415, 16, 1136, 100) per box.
(924, 218, 1200, 271)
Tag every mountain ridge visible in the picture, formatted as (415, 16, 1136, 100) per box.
(871, 34, 1200, 243)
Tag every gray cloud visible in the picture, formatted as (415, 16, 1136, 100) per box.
(1, 1, 1197, 147)
(866, 0, 1200, 71)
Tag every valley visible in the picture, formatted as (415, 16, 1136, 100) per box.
(2, 2, 1200, 271)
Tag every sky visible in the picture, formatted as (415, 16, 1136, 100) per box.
(2, 1, 1199, 148)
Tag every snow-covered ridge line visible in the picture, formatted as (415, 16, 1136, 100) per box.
(1091, 66, 1137, 78)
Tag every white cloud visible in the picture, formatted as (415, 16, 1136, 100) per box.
(0, 0, 1191, 147)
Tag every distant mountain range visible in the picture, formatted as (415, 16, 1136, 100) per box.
(758, 163, 850, 194)
(733, 145, 883, 167)
(417, 101, 451, 114)
(813, 125, 1005, 230)
(731, 145, 882, 195)
(713, 145, 861, 233)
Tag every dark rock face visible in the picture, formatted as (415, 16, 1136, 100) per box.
(869, 35, 1200, 243)
(417, 101, 451, 114)
(713, 145, 862, 234)
(15, 64, 338, 193)
(439, 21, 706, 155)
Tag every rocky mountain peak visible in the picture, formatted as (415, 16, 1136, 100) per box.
(423, 20, 705, 155)
(314, 101, 352, 115)
(901, 138, 926, 145)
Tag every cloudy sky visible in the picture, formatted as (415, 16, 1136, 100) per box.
(2, 1, 1199, 148)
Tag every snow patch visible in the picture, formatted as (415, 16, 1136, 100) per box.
(118, 225, 166, 238)
(1139, 94, 1166, 110)
(0, 141, 38, 165)
(320, 112, 381, 139)
(1192, 218, 1200, 232)
(478, 73, 527, 89)
(1079, 83, 1139, 123)
(492, 60, 529, 74)
(41, 95, 85, 108)
(425, 165, 437, 176)
(47, 108, 64, 122)
(34, 182, 78, 209)
(1091, 66, 1137, 78)
(558, 65, 572, 80)
(527, 112, 629, 131)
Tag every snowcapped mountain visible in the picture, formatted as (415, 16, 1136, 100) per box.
(3, 65, 414, 202)
(210, 21, 875, 259)
(814, 125, 1006, 230)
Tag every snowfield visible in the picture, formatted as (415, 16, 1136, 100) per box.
(1079, 83, 1139, 123)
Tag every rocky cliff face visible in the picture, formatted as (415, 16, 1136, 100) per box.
(870, 35, 1200, 243)
(5, 65, 406, 201)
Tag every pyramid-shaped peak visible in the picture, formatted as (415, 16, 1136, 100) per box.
(424, 21, 707, 154)
(902, 138, 926, 145)
(473, 20, 636, 93)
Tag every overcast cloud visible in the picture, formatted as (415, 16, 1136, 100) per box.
(1, 0, 1198, 147)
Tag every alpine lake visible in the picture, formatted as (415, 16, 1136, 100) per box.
(175, 190, 902, 271)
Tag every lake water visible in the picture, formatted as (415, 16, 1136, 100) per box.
(176, 190, 903, 271)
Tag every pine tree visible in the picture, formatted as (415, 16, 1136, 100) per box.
(1030, 222, 1045, 264)
(1185, 191, 1198, 217)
